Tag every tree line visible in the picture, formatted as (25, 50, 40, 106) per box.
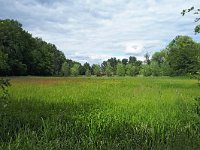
(0, 19, 67, 76)
(0, 19, 200, 77)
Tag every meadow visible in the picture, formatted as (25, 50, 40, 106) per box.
(0, 77, 200, 149)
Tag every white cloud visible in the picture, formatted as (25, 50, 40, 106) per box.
(0, 0, 200, 64)
(66, 52, 126, 64)
(124, 40, 162, 55)
(125, 43, 144, 55)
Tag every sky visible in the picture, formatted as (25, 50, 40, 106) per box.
(0, 0, 200, 64)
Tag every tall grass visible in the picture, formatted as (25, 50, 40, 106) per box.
(0, 77, 199, 149)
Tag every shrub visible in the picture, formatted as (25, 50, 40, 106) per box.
(0, 78, 11, 108)
(85, 69, 91, 77)
(126, 64, 139, 76)
(150, 62, 161, 76)
(116, 63, 125, 76)
(140, 65, 152, 76)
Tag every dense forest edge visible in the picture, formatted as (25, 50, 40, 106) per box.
(0, 19, 200, 77)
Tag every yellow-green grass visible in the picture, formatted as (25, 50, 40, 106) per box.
(0, 77, 200, 149)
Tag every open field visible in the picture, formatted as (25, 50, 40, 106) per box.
(0, 77, 200, 149)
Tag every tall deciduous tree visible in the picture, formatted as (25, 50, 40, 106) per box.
(144, 53, 151, 65)
(0, 19, 66, 76)
(0, 50, 9, 75)
(82, 62, 91, 75)
(105, 62, 113, 76)
(126, 64, 139, 76)
(128, 56, 137, 64)
(70, 64, 80, 76)
(166, 36, 200, 75)
(150, 61, 161, 76)
(141, 65, 152, 77)
(116, 63, 126, 76)
(92, 64, 101, 76)
(122, 58, 128, 66)
(85, 69, 91, 76)
(107, 57, 118, 75)
(61, 62, 70, 76)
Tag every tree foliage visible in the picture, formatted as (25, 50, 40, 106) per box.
(140, 65, 152, 77)
(116, 63, 126, 76)
(61, 62, 70, 76)
(144, 53, 151, 65)
(92, 64, 101, 76)
(0, 19, 66, 76)
(85, 69, 91, 77)
(150, 61, 161, 76)
(70, 64, 80, 76)
(105, 62, 113, 76)
(126, 64, 139, 76)
(1, 20, 200, 78)
(0, 78, 10, 108)
(182, 6, 200, 33)
(166, 36, 200, 75)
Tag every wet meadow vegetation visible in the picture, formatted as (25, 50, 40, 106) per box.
(0, 77, 199, 149)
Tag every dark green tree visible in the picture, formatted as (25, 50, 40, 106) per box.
(107, 57, 118, 75)
(128, 56, 137, 64)
(166, 36, 200, 75)
(0, 78, 11, 108)
(82, 62, 91, 75)
(122, 58, 128, 66)
(144, 53, 151, 65)
(0, 50, 9, 75)
(0, 19, 67, 76)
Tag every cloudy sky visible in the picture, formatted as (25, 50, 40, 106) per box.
(0, 0, 200, 64)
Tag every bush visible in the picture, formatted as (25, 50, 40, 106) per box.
(160, 62, 173, 76)
(61, 62, 70, 76)
(150, 62, 161, 76)
(196, 71, 200, 86)
(105, 63, 113, 76)
(85, 69, 91, 77)
(126, 64, 139, 76)
(0, 78, 11, 108)
(140, 65, 152, 76)
(116, 63, 125, 76)
(70, 64, 80, 76)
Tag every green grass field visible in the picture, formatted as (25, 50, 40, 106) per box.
(0, 77, 200, 149)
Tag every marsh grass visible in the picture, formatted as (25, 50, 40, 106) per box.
(0, 77, 199, 149)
